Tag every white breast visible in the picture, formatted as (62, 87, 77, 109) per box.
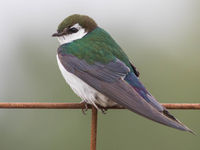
(56, 55, 117, 108)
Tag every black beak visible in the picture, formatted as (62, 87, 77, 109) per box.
(52, 32, 61, 37)
(52, 28, 68, 37)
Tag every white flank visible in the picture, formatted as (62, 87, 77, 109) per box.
(57, 23, 87, 45)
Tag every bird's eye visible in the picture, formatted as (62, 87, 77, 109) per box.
(68, 27, 78, 33)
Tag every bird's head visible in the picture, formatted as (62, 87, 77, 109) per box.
(52, 14, 97, 45)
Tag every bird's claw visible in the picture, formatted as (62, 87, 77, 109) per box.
(100, 107, 108, 114)
(81, 101, 89, 115)
(80, 101, 108, 114)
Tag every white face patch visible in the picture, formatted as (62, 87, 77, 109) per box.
(57, 23, 87, 45)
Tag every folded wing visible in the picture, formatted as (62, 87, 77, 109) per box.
(58, 53, 193, 133)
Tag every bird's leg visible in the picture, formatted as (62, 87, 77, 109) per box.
(100, 107, 107, 114)
(80, 101, 89, 115)
(96, 105, 108, 114)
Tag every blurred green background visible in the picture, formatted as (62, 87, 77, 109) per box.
(0, 0, 200, 150)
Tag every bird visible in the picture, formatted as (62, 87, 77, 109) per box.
(52, 14, 193, 133)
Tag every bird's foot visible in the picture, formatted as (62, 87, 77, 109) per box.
(100, 107, 107, 114)
(80, 101, 89, 115)
(97, 105, 108, 114)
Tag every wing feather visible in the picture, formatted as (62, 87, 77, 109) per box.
(58, 53, 192, 133)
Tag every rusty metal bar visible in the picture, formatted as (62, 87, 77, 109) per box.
(0, 102, 86, 109)
(90, 106, 98, 150)
(0, 102, 199, 150)
(161, 103, 200, 109)
(0, 102, 199, 109)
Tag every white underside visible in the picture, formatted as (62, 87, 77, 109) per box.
(57, 55, 117, 108)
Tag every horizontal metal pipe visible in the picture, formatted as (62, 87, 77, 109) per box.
(0, 102, 199, 109)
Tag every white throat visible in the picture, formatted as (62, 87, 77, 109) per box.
(57, 23, 87, 45)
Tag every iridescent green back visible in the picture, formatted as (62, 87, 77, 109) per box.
(60, 27, 133, 72)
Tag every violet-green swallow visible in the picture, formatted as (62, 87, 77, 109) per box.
(53, 14, 193, 133)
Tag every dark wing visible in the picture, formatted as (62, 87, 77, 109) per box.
(130, 62, 140, 77)
(58, 53, 192, 133)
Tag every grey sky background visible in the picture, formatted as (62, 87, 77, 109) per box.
(1, 0, 199, 99)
